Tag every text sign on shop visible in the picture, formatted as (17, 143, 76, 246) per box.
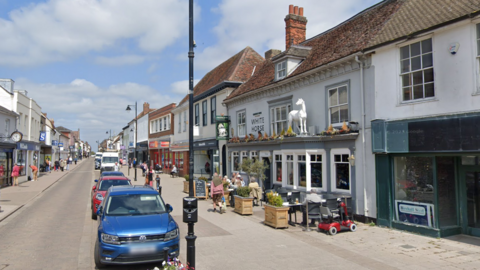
(216, 115, 230, 140)
(395, 200, 435, 228)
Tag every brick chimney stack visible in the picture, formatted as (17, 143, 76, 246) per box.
(285, 5, 307, 50)
(143, 102, 150, 114)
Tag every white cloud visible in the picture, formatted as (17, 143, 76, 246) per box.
(196, 0, 381, 71)
(0, 0, 200, 67)
(169, 79, 200, 95)
(14, 78, 179, 148)
(95, 55, 145, 66)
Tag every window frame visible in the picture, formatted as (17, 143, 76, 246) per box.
(194, 104, 199, 126)
(178, 112, 181, 133)
(211, 96, 216, 124)
(237, 110, 246, 137)
(276, 60, 287, 80)
(202, 100, 207, 126)
(269, 104, 291, 135)
(231, 151, 240, 172)
(183, 111, 187, 132)
(330, 148, 352, 193)
(326, 80, 350, 127)
(399, 38, 435, 102)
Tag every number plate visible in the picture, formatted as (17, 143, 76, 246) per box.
(129, 245, 156, 255)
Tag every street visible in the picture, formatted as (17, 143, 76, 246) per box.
(1, 159, 480, 270)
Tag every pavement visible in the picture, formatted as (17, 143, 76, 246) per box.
(2, 160, 480, 270)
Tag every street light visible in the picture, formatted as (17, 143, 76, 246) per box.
(96, 140, 99, 152)
(106, 130, 112, 149)
(126, 102, 137, 181)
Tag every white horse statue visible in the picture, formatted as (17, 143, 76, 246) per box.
(288, 98, 307, 134)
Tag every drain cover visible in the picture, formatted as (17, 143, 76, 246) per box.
(400, 244, 416, 249)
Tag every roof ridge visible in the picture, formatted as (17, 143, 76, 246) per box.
(228, 47, 250, 81)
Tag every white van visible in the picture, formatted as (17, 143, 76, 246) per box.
(100, 152, 119, 173)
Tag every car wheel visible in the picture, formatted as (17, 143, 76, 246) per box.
(91, 207, 97, 220)
(329, 226, 337, 235)
(94, 240, 104, 268)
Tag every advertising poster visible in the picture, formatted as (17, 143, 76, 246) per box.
(395, 200, 435, 228)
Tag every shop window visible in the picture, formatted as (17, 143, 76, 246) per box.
(437, 157, 457, 227)
(298, 155, 306, 187)
(394, 156, 435, 227)
(178, 153, 184, 169)
(331, 150, 350, 191)
(202, 100, 207, 126)
(241, 151, 248, 165)
(270, 104, 291, 135)
(400, 38, 434, 101)
(232, 151, 240, 171)
(250, 151, 258, 163)
(211, 96, 216, 124)
(310, 154, 323, 188)
(286, 154, 294, 186)
(194, 104, 199, 126)
(275, 154, 282, 183)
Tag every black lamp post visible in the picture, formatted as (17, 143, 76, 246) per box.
(126, 102, 137, 182)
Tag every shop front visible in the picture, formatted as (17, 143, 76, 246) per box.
(373, 112, 480, 237)
(193, 139, 218, 179)
(16, 141, 40, 183)
(0, 142, 15, 187)
(148, 140, 171, 170)
(136, 142, 148, 164)
(171, 141, 189, 177)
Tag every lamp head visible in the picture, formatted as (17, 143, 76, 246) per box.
(126, 105, 132, 111)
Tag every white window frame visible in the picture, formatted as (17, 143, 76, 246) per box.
(270, 104, 291, 135)
(237, 111, 246, 137)
(231, 151, 239, 172)
(330, 148, 351, 193)
(250, 151, 258, 162)
(276, 61, 286, 80)
(183, 111, 187, 132)
(159, 118, 163, 132)
(273, 149, 326, 191)
(399, 37, 434, 102)
(328, 84, 349, 126)
(178, 113, 181, 133)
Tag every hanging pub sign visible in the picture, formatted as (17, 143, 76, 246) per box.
(215, 115, 230, 140)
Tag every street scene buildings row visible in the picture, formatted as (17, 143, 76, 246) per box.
(107, 0, 480, 238)
(0, 79, 90, 186)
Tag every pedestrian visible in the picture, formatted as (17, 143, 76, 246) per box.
(12, 163, 20, 186)
(45, 159, 50, 173)
(128, 158, 132, 168)
(60, 159, 66, 172)
(54, 159, 60, 171)
(170, 165, 177, 177)
(145, 166, 153, 187)
(114, 162, 119, 171)
(210, 172, 225, 213)
(133, 158, 137, 169)
(141, 162, 147, 176)
(74, 157, 78, 165)
(29, 165, 38, 181)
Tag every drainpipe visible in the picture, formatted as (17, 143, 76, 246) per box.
(355, 55, 369, 217)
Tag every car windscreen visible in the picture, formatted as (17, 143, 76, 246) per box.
(105, 194, 166, 216)
(99, 180, 131, 191)
(101, 172, 124, 177)
(102, 157, 118, 163)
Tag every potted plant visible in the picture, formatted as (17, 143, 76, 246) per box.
(234, 186, 253, 215)
(223, 182, 231, 206)
(183, 175, 189, 194)
(264, 191, 289, 229)
(240, 158, 269, 203)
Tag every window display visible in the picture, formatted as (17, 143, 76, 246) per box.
(286, 155, 293, 186)
(275, 155, 282, 183)
(298, 155, 306, 187)
(310, 155, 322, 188)
(334, 154, 350, 190)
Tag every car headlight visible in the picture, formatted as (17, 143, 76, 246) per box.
(101, 233, 120, 245)
(95, 193, 104, 201)
(164, 228, 179, 241)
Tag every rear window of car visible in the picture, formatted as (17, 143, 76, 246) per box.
(105, 194, 166, 216)
(102, 157, 118, 163)
(99, 180, 131, 191)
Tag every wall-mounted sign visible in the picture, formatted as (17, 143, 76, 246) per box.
(216, 115, 230, 140)
(395, 200, 435, 228)
(52, 140, 58, 146)
(149, 141, 158, 148)
(160, 141, 170, 148)
(59, 143, 63, 147)
(251, 112, 265, 133)
(39, 131, 46, 142)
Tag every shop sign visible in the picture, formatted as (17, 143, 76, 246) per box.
(52, 140, 58, 146)
(259, 151, 271, 157)
(395, 200, 435, 228)
(18, 143, 28, 150)
(59, 143, 64, 147)
(216, 115, 230, 140)
(149, 141, 158, 148)
(251, 112, 265, 133)
(160, 141, 169, 148)
(69, 146, 74, 149)
(39, 131, 46, 142)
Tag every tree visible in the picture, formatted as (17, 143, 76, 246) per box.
(240, 158, 270, 188)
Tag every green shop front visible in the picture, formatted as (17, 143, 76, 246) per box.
(372, 113, 480, 237)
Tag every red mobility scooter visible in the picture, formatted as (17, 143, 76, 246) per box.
(318, 198, 357, 235)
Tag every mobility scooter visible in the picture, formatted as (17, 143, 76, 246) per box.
(318, 198, 357, 235)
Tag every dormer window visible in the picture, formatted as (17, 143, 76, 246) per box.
(276, 61, 287, 80)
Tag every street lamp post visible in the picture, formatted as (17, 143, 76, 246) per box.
(106, 130, 112, 149)
(126, 102, 137, 181)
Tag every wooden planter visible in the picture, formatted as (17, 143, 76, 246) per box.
(234, 195, 253, 215)
(183, 181, 189, 194)
(224, 190, 231, 206)
(264, 204, 289, 229)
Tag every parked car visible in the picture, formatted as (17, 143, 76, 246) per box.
(94, 186, 180, 267)
(91, 176, 131, 220)
(100, 171, 125, 177)
(95, 159, 101, 170)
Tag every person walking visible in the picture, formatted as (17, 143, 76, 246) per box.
(74, 157, 78, 165)
(29, 165, 38, 181)
(114, 162, 119, 172)
(54, 159, 60, 172)
(145, 166, 153, 187)
(66, 156, 71, 171)
(60, 159, 66, 172)
(12, 163, 20, 186)
(210, 172, 225, 214)
(45, 159, 50, 173)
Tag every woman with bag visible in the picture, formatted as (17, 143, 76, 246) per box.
(210, 172, 225, 214)
(12, 163, 20, 186)
(145, 166, 153, 187)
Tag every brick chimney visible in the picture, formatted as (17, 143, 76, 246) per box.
(265, 49, 281, 60)
(143, 102, 150, 114)
(285, 5, 307, 50)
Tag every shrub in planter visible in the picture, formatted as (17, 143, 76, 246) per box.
(184, 175, 189, 182)
(198, 176, 208, 181)
(264, 191, 289, 229)
(267, 191, 283, 207)
(236, 186, 251, 197)
(234, 186, 253, 215)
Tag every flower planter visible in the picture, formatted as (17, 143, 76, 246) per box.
(224, 190, 231, 206)
(183, 181, 189, 194)
(234, 195, 253, 215)
(264, 204, 289, 229)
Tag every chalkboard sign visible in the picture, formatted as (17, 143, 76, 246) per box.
(194, 180, 207, 199)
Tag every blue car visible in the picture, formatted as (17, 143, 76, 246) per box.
(94, 186, 180, 267)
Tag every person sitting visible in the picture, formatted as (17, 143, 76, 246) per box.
(170, 165, 178, 177)
(248, 177, 262, 206)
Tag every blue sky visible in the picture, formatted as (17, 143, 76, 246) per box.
(0, 0, 381, 151)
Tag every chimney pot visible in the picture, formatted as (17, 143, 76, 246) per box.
(294, 6, 298, 15)
(289, 5, 293, 14)
(299, 7, 304, 16)
(284, 4, 307, 50)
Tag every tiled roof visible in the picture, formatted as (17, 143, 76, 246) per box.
(56, 126, 72, 132)
(227, 0, 480, 102)
(193, 46, 264, 97)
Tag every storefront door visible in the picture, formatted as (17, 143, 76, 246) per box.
(460, 167, 480, 237)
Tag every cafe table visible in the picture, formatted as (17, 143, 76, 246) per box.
(283, 202, 303, 226)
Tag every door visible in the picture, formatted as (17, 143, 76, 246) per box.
(222, 145, 226, 177)
(263, 157, 271, 190)
(460, 167, 480, 237)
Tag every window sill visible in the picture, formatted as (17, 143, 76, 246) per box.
(397, 97, 438, 107)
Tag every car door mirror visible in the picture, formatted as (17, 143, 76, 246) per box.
(96, 205, 103, 216)
(166, 204, 173, 213)
(94, 179, 98, 182)
(92, 185, 96, 190)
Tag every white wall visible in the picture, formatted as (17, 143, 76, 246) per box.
(373, 20, 480, 121)
(137, 114, 148, 143)
(171, 103, 189, 144)
(193, 89, 228, 140)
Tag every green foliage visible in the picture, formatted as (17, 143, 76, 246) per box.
(198, 176, 208, 181)
(184, 175, 189, 182)
(236, 186, 252, 198)
(239, 158, 270, 185)
(266, 191, 283, 207)
(223, 182, 229, 190)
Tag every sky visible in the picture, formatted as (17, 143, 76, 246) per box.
(0, 0, 382, 151)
